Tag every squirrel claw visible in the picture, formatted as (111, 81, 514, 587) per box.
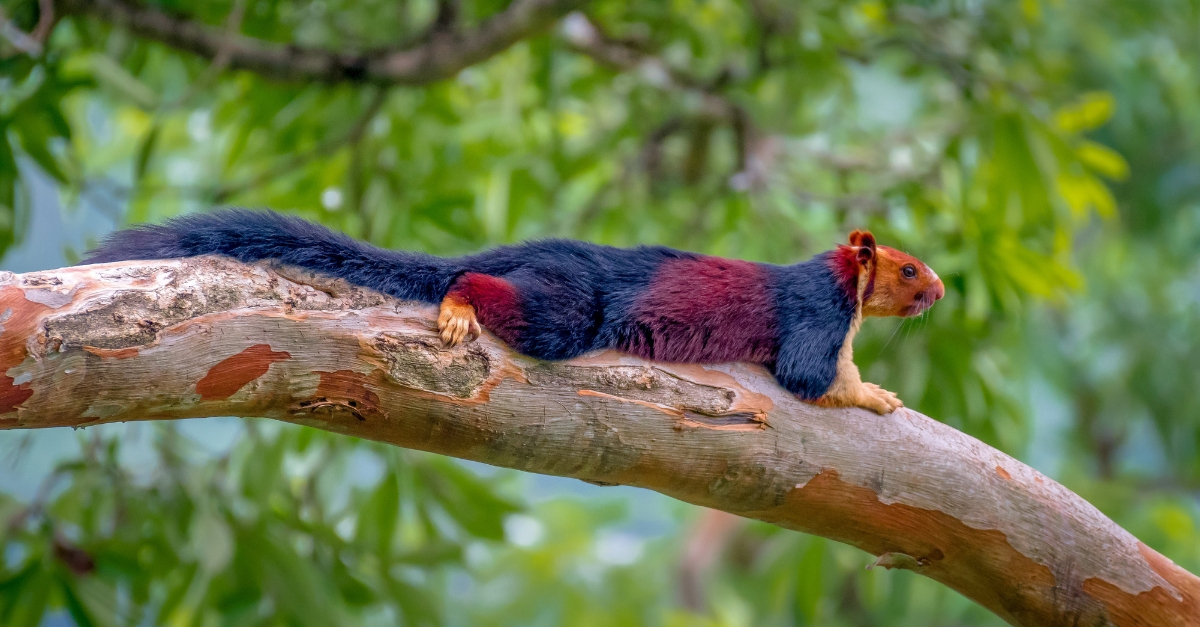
(437, 299, 480, 347)
(816, 381, 904, 415)
(859, 382, 903, 414)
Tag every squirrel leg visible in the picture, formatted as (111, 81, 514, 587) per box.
(437, 294, 481, 347)
(438, 272, 523, 348)
(815, 319, 903, 414)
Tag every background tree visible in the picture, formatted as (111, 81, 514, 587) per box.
(0, 0, 1197, 625)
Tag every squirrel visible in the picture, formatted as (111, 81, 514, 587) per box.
(83, 209, 944, 414)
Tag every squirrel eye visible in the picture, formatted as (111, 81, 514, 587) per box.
(901, 265, 917, 279)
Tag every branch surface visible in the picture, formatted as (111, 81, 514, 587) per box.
(57, 0, 585, 84)
(0, 259, 1197, 626)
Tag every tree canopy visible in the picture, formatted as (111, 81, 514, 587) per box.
(1, 0, 1198, 625)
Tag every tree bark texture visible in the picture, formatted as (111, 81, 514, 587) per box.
(0, 258, 1196, 626)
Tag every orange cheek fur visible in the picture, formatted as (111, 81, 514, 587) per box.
(863, 246, 941, 317)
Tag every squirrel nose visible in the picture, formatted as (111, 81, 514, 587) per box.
(932, 280, 945, 301)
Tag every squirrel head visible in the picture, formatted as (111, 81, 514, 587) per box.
(833, 230, 944, 317)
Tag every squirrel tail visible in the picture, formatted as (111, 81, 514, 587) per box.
(83, 208, 457, 303)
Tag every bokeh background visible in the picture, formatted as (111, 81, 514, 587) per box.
(2, 0, 1199, 625)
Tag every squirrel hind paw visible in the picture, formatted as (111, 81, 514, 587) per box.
(437, 300, 481, 347)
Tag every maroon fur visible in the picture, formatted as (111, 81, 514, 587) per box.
(447, 273, 524, 345)
(623, 257, 778, 363)
(828, 246, 873, 302)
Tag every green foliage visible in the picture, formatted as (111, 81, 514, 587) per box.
(2, 0, 1200, 624)
(1, 424, 528, 626)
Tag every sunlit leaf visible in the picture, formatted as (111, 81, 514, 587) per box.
(1076, 141, 1130, 181)
(1054, 92, 1115, 134)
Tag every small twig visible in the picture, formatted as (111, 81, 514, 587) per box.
(0, 7, 45, 55)
(432, 0, 460, 33)
(32, 0, 56, 42)
(561, 12, 733, 113)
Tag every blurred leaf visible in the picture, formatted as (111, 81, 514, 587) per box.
(58, 577, 97, 627)
(419, 458, 520, 541)
(13, 118, 69, 184)
(192, 509, 233, 575)
(154, 562, 198, 625)
(1055, 92, 1116, 134)
(1077, 141, 1130, 181)
(135, 125, 160, 182)
(355, 471, 399, 556)
(76, 53, 159, 109)
(1, 565, 50, 627)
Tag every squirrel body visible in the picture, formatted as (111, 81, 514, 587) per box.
(85, 210, 943, 413)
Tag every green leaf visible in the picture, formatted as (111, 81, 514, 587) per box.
(2, 568, 50, 627)
(793, 540, 824, 621)
(1076, 140, 1129, 181)
(385, 577, 439, 627)
(192, 509, 234, 575)
(355, 471, 399, 555)
(418, 459, 520, 541)
(154, 562, 198, 625)
(0, 130, 16, 240)
(394, 541, 463, 566)
(135, 125, 160, 182)
(241, 429, 287, 501)
(13, 116, 69, 184)
(334, 564, 375, 607)
(58, 577, 97, 627)
(1054, 91, 1115, 134)
(79, 53, 159, 109)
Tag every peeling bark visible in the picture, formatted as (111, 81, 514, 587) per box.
(0, 258, 1196, 626)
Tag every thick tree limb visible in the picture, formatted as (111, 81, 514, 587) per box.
(55, 0, 585, 84)
(0, 258, 1197, 626)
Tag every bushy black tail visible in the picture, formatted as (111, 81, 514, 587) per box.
(84, 209, 457, 303)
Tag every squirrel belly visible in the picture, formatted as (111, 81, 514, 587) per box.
(84, 210, 944, 414)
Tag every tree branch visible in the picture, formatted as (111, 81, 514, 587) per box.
(0, 258, 1197, 626)
(55, 0, 586, 84)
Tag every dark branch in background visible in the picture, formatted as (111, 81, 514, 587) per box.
(0, 0, 54, 55)
(56, 0, 586, 84)
(432, 0, 461, 34)
(33, 0, 56, 42)
(746, 0, 782, 73)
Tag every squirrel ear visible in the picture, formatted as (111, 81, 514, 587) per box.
(849, 230, 876, 265)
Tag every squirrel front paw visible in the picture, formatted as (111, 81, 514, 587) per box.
(817, 382, 904, 415)
(858, 382, 903, 414)
(437, 298, 481, 347)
